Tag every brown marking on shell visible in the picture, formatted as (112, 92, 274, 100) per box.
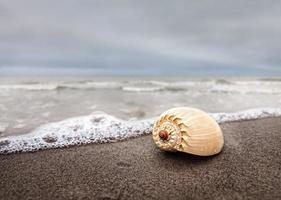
(159, 130, 169, 141)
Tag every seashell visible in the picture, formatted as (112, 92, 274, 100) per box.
(152, 107, 224, 156)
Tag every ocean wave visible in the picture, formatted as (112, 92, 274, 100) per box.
(0, 82, 122, 91)
(1, 107, 281, 154)
(0, 80, 281, 94)
(215, 79, 234, 85)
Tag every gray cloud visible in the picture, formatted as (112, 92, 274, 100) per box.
(0, 0, 281, 75)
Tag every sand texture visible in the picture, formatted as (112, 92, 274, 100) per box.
(1, 117, 281, 200)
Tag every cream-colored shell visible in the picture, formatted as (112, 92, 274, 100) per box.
(153, 107, 224, 156)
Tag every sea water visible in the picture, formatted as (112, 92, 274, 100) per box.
(0, 76, 281, 153)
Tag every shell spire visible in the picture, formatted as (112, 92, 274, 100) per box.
(152, 107, 224, 156)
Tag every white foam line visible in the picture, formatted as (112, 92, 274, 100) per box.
(210, 107, 281, 123)
(0, 113, 154, 154)
(1, 108, 281, 154)
(122, 86, 163, 92)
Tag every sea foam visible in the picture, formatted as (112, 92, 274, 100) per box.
(0, 108, 281, 154)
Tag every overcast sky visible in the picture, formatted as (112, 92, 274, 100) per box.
(0, 0, 281, 75)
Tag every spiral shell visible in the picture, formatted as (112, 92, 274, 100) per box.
(153, 107, 224, 156)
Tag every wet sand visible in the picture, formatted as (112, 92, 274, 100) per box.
(1, 117, 281, 200)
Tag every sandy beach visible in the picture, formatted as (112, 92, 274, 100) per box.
(1, 0, 281, 199)
(1, 117, 281, 200)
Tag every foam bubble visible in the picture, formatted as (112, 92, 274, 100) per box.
(1, 108, 281, 154)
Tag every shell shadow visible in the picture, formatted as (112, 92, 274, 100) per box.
(162, 151, 217, 162)
(153, 148, 221, 169)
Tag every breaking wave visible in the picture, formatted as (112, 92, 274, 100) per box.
(0, 79, 281, 94)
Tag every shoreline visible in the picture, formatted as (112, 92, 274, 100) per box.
(1, 117, 281, 199)
(2, 108, 281, 154)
